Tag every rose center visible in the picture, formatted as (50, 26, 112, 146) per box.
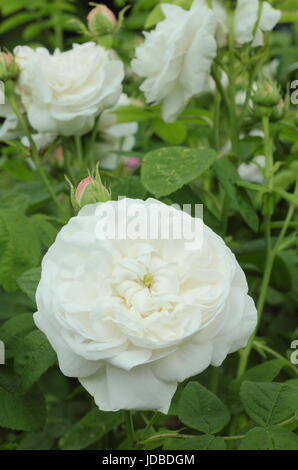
(142, 273, 153, 289)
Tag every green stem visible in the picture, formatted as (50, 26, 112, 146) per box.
(141, 411, 159, 439)
(74, 135, 84, 174)
(6, 81, 64, 214)
(213, 90, 221, 150)
(53, 1, 63, 50)
(87, 115, 100, 169)
(236, 114, 274, 378)
(209, 366, 220, 394)
(228, 8, 239, 156)
(124, 411, 135, 449)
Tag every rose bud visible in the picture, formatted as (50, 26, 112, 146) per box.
(270, 97, 288, 122)
(87, 4, 117, 36)
(70, 166, 111, 211)
(253, 79, 281, 108)
(125, 157, 140, 171)
(51, 145, 64, 167)
(0, 52, 19, 80)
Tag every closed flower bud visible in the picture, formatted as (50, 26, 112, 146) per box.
(270, 97, 288, 122)
(0, 52, 19, 80)
(253, 79, 281, 108)
(51, 145, 64, 167)
(70, 166, 111, 211)
(87, 5, 117, 36)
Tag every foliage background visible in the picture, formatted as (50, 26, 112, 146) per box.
(0, 0, 297, 451)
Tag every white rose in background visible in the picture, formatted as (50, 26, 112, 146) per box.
(21, 133, 56, 152)
(238, 155, 265, 184)
(0, 88, 23, 140)
(34, 198, 257, 412)
(211, 0, 229, 47)
(208, 0, 281, 48)
(131, 0, 217, 122)
(234, 0, 281, 47)
(14, 42, 124, 136)
(96, 93, 138, 170)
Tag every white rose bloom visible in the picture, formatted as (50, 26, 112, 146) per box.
(131, 0, 217, 122)
(21, 133, 56, 151)
(238, 155, 265, 184)
(212, 0, 229, 47)
(0, 88, 23, 140)
(234, 0, 281, 47)
(209, 0, 280, 48)
(34, 198, 257, 413)
(97, 93, 138, 170)
(14, 42, 124, 136)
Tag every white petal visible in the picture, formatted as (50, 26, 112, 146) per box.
(79, 364, 177, 413)
(153, 340, 213, 382)
(34, 311, 100, 378)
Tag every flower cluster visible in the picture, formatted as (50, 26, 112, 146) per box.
(132, 0, 280, 121)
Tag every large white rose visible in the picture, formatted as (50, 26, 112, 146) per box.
(35, 198, 257, 413)
(14, 42, 124, 136)
(131, 0, 217, 122)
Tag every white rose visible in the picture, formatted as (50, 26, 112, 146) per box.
(0, 88, 23, 141)
(14, 42, 124, 136)
(97, 93, 138, 170)
(34, 198, 257, 413)
(234, 0, 280, 47)
(209, 0, 280, 48)
(238, 155, 265, 184)
(131, 0, 217, 122)
(21, 133, 56, 151)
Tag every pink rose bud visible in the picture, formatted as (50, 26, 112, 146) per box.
(70, 166, 111, 211)
(126, 157, 140, 171)
(0, 51, 19, 80)
(0, 52, 13, 66)
(87, 5, 117, 36)
(75, 176, 93, 203)
(133, 99, 144, 109)
(51, 145, 64, 165)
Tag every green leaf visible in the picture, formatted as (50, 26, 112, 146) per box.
(274, 188, 298, 206)
(17, 267, 41, 303)
(177, 382, 230, 434)
(31, 215, 57, 249)
(0, 12, 37, 33)
(0, 369, 46, 431)
(231, 359, 283, 391)
(214, 158, 259, 231)
(113, 105, 160, 123)
(141, 147, 217, 197)
(59, 408, 123, 450)
(0, 313, 35, 347)
(144, 4, 165, 29)
(164, 435, 227, 450)
(240, 381, 298, 426)
(112, 176, 147, 200)
(0, 209, 41, 291)
(152, 120, 187, 145)
(239, 426, 298, 450)
(14, 330, 56, 390)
